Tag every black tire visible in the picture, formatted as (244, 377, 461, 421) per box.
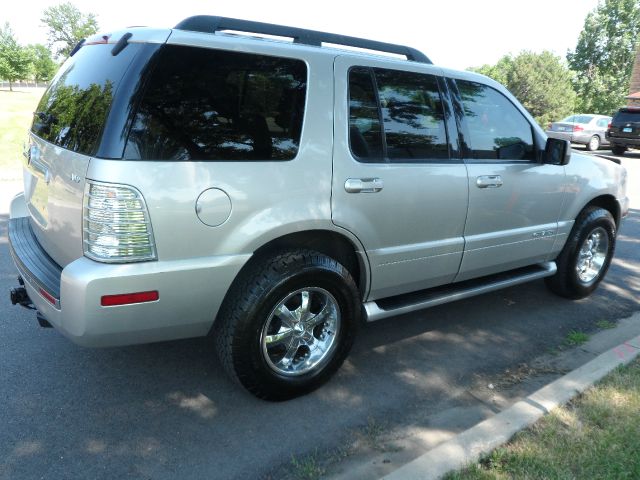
(545, 207, 616, 299)
(586, 135, 600, 151)
(611, 145, 626, 156)
(214, 249, 360, 401)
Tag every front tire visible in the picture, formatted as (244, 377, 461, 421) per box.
(586, 135, 600, 151)
(545, 207, 616, 299)
(214, 249, 360, 401)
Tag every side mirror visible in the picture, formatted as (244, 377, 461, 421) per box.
(543, 137, 571, 165)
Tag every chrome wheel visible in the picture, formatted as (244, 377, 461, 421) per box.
(588, 135, 600, 151)
(576, 227, 609, 284)
(261, 288, 341, 376)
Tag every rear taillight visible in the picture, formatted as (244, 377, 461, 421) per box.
(83, 181, 157, 262)
(607, 123, 611, 129)
(573, 125, 584, 132)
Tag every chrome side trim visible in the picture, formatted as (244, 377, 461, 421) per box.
(364, 262, 557, 322)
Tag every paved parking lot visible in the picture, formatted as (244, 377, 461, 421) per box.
(1, 151, 639, 479)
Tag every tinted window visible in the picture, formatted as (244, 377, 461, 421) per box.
(456, 80, 534, 161)
(348, 67, 448, 162)
(375, 69, 448, 161)
(31, 44, 142, 156)
(596, 118, 610, 128)
(614, 110, 640, 123)
(124, 45, 307, 161)
(348, 67, 383, 161)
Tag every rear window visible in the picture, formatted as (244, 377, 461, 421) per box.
(31, 44, 143, 156)
(565, 115, 593, 124)
(123, 45, 307, 161)
(614, 110, 640, 123)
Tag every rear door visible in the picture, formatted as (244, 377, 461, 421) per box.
(332, 57, 469, 300)
(450, 78, 566, 282)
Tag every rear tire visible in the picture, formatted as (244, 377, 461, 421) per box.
(545, 207, 616, 299)
(611, 145, 626, 156)
(586, 135, 600, 151)
(214, 249, 360, 401)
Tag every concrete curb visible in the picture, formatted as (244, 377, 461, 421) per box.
(383, 333, 640, 480)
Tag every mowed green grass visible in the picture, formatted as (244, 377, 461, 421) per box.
(0, 88, 45, 180)
(446, 358, 640, 479)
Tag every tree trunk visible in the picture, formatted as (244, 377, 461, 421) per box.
(9, 81, 13, 92)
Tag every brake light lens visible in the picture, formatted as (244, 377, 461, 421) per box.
(83, 181, 157, 262)
(573, 125, 584, 132)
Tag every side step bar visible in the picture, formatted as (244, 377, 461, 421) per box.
(364, 262, 557, 322)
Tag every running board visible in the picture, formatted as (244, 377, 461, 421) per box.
(364, 262, 557, 322)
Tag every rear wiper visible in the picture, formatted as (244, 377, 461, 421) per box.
(35, 111, 57, 125)
(112, 33, 133, 56)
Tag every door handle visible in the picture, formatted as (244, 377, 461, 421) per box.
(344, 178, 384, 193)
(476, 175, 503, 189)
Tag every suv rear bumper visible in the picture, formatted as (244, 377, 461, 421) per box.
(606, 134, 640, 148)
(9, 194, 249, 347)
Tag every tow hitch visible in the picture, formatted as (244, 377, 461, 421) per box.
(10, 286, 33, 309)
(11, 277, 35, 310)
(10, 278, 53, 327)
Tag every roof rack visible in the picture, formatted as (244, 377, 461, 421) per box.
(174, 16, 432, 64)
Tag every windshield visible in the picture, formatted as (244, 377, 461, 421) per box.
(31, 43, 143, 156)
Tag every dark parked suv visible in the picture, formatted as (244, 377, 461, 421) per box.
(607, 107, 640, 155)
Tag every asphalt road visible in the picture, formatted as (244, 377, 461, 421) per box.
(1, 152, 639, 480)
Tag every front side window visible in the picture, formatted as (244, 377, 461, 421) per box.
(456, 80, 534, 161)
(124, 45, 307, 161)
(348, 67, 449, 163)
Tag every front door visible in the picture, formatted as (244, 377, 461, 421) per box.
(450, 79, 566, 282)
(331, 57, 469, 300)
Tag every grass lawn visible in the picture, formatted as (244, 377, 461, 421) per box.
(446, 358, 640, 479)
(0, 88, 45, 180)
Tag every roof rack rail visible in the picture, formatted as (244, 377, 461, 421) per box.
(174, 16, 432, 64)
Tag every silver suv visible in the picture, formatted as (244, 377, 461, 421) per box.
(8, 16, 629, 400)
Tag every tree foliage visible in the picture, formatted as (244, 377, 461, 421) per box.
(568, 0, 640, 114)
(41, 2, 98, 58)
(470, 51, 577, 127)
(27, 44, 57, 83)
(0, 23, 32, 91)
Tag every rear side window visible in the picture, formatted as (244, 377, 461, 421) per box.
(348, 67, 449, 163)
(376, 69, 448, 161)
(124, 45, 307, 161)
(348, 67, 384, 161)
(456, 80, 534, 161)
(31, 44, 143, 156)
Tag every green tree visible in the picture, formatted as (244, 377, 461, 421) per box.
(568, 0, 640, 114)
(0, 23, 33, 91)
(41, 2, 98, 58)
(27, 44, 57, 84)
(471, 51, 577, 128)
